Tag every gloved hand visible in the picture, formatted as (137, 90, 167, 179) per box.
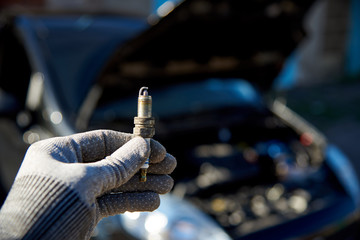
(0, 130, 176, 240)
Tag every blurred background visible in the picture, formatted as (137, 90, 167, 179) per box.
(274, 0, 360, 180)
(0, 0, 360, 239)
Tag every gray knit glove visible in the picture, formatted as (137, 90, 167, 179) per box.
(0, 130, 176, 240)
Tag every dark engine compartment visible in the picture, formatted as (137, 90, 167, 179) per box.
(159, 108, 345, 238)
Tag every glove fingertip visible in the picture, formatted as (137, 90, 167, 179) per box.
(137, 192, 160, 212)
(98, 192, 160, 218)
(150, 139, 166, 163)
(164, 153, 177, 174)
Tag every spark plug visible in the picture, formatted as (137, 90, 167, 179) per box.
(133, 87, 155, 182)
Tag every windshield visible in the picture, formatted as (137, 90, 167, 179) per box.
(16, 15, 148, 117)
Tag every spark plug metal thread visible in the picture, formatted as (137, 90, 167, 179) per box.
(133, 87, 155, 182)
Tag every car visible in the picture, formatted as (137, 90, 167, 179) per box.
(0, 0, 359, 239)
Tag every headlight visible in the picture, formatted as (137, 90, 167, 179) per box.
(119, 194, 232, 240)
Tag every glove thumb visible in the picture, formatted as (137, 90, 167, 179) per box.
(88, 137, 149, 194)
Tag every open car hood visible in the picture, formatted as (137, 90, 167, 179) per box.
(98, 0, 314, 91)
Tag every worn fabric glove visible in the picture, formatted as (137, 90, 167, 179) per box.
(0, 130, 176, 240)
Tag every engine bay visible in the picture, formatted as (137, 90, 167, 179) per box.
(153, 103, 345, 238)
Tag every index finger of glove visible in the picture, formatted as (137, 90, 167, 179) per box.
(148, 153, 177, 174)
(149, 139, 166, 164)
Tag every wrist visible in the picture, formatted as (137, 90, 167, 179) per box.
(0, 175, 94, 240)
